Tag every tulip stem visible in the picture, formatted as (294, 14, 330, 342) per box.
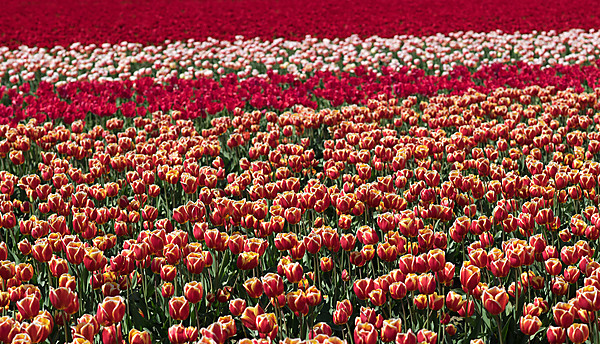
(346, 323, 353, 344)
(64, 322, 69, 344)
(409, 292, 416, 329)
(514, 269, 519, 323)
(195, 303, 200, 330)
(494, 315, 504, 344)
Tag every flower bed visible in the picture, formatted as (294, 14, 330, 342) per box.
(3, 3, 600, 344)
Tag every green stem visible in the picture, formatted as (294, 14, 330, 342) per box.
(494, 315, 505, 344)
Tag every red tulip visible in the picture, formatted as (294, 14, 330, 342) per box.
(395, 329, 417, 344)
(17, 293, 40, 319)
(168, 296, 190, 321)
(129, 329, 151, 344)
(482, 286, 509, 315)
(184, 281, 203, 304)
(567, 323, 589, 344)
(243, 277, 264, 299)
(96, 296, 126, 326)
(547, 326, 566, 344)
(229, 298, 247, 317)
(354, 322, 377, 344)
(520, 315, 542, 336)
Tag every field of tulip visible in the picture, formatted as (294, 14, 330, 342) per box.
(4, 1, 600, 344)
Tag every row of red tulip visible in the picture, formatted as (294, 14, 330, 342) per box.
(3, 61, 600, 124)
(2, 0, 600, 48)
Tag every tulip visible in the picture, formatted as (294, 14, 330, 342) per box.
(50, 287, 75, 311)
(0, 316, 18, 343)
(368, 289, 386, 307)
(414, 294, 428, 309)
(83, 247, 107, 272)
(427, 249, 445, 272)
(287, 290, 309, 316)
(546, 326, 566, 344)
(390, 282, 407, 300)
(129, 329, 151, 344)
(320, 257, 334, 272)
(12, 333, 32, 344)
(229, 298, 247, 317)
(237, 252, 259, 270)
(428, 293, 444, 311)
(354, 322, 377, 344)
(460, 264, 481, 292)
(333, 308, 350, 325)
(577, 285, 600, 311)
(184, 281, 203, 304)
(353, 278, 376, 300)
(306, 286, 322, 307)
(168, 324, 188, 344)
(96, 296, 126, 326)
(243, 277, 264, 299)
(256, 313, 277, 334)
(66, 242, 85, 265)
(168, 296, 190, 320)
(218, 315, 236, 340)
(417, 329, 437, 344)
(216, 287, 232, 303)
(482, 286, 509, 315)
(567, 323, 589, 344)
(202, 322, 228, 344)
(445, 324, 457, 336)
(417, 273, 436, 295)
(16, 263, 33, 282)
(160, 264, 177, 282)
(310, 322, 333, 339)
(563, 266, 580, 284)
(381, 319, 402, 342)
(396, 329, 417, 344)
(0, 261, 15, 280)
(240, 305, 264, 331)
(162, 282, 175, 298)
(551, 277, 569, 296)
(26, 316, 52, 343)
(283, 262, 303, 283)
(520, 315, 542, 336)
(17, 293, 40, 319)
(545, 258, 563, 276)
(31, 240, 52, 263)
(186, 252, 205, 274)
